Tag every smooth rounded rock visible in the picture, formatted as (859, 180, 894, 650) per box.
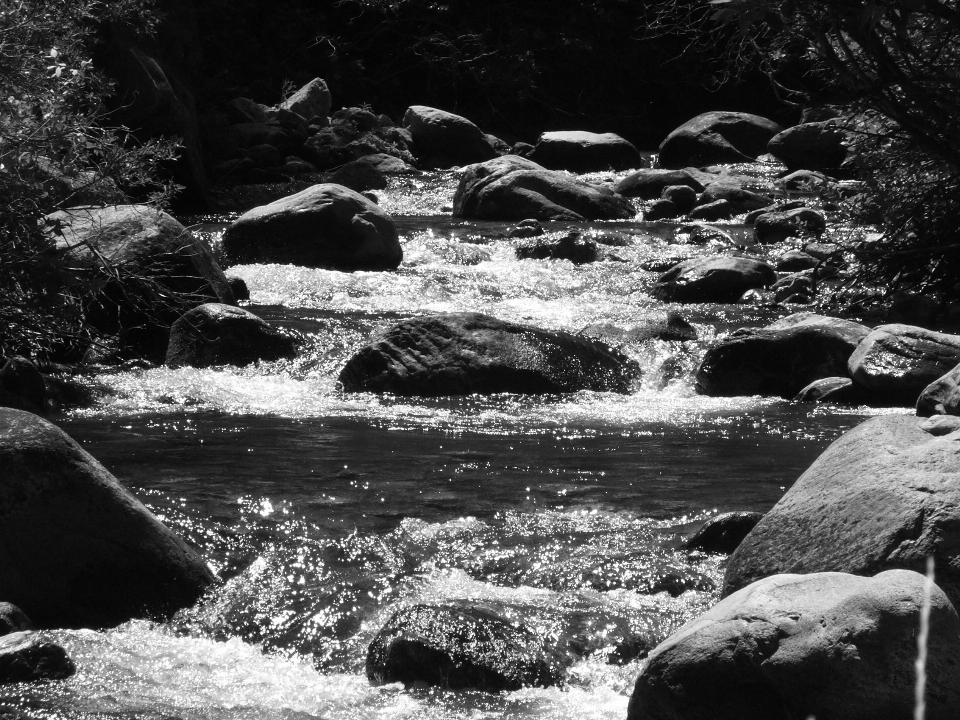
(754, 207, 826, 244)
(0, 408, 215, 628)
(684, 511, 764, 554)
(767, 120, 850, 172)
(402, 105, 498, 167)
(222, 183, 402, 270)
(793, 376, 864, 404)
(658, 112, 783, 169)
(614, 169, 704, 199)
(528, 130, 641, 172)
(339, 312, 641, 396)
(653, 256, 777, 304)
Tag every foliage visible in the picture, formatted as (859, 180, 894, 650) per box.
(0, 0, 182, 360)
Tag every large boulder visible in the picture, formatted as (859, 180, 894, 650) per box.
(367, 604, 563, 691)
(453, 155, 636, 222)
(848, 324, 960, 405)
(402, 105, 498, 167)
(338, 312, 641, 396)
(0, 408, 215, 628)
(221, 184, 402, 270)
(723, 414, 960, 610)
(279, 77, 332, 120)
(767, 120, 850, 172)
(0, 631, 76, 684)
(614, 169, 704, 199)
(652, 256, 777, 303)
(657, 112, 783, 169)
(695, 314, 870, 397)
(918, 363, 960, 417)
(527, 131, 641, 172)
(165, 303, 298, 369)
(629, 569, 960, 720)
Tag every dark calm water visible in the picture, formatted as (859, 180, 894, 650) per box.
(0, 168, 902, 720)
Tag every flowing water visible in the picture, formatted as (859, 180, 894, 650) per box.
(0, 168, 903, 719)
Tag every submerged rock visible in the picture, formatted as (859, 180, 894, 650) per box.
(0, 408, 214, 628)
(515, 231, 598, 264)
(528, 130, 641, 172)
(629, 569, 960, 720)
(367, 603, 563, 691)
(653, 256, 777, 304)
(723, 414, 960, 611)
(0, 631, 76, 684)
(684, 511, 764, 554)
(165, 303, 298, 369)
(657, 112, 783, 169)
(222, 183, 402, 270)
(338, 312, 641, 396)
(453, 155, 636, 222)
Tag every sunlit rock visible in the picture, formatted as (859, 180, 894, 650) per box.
(653, 256, 777, 304)
(657, 112, 783, 169)
(528, 130, 642, 172)
(0, 408, 215, 629)
(339, 312, 641, 396)
(222, 183, 402, 270)
(367, 603, 564, 691)
(279, 77, 332, 121)
(402, 105, 498, 168)
(630, 569, 960, 720)
(453, 155, 635, 221)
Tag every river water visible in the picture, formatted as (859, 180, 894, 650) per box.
(1, 169, 901, 719)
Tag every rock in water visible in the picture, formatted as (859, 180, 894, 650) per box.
(767, 120, 850, 172)
(221, 184, 402, 270)
(527, 130, 641, 172)
(629, 570, 960, 720)
(338, 312, 641, 396)
(657, 112, 783, 168)
(402, 105, 498, 167)
(652, 256, 777, 304)
(367, 604, 563, 691)
(453, 155, 636, 222)
(614, 169, 704, 199)
(0, 603, 32, 637)
(0, 408, 214, 628)
(165, 304, 298, 369)
(684, 511, 764, 554)
(723, 414, 960, 611)
(0, 631, 76, 683)
(918, 363, 960, 417)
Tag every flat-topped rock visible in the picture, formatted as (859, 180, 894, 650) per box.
(528, 130, 641, 172)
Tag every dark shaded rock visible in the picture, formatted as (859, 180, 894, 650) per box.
(653, 257, 777, 304)
(515, 232, 598, 264)
(528, 131, 641, 172)
(780, 169, 834, 193)
(723, 414, 960, 611)
(643, 199, 680, 221)
(776, 250, 820, 272)
(686, 199, 734, 221)
(917, 363, 960, 417)
(453, 155, 636, 222)
(353, 152, 420, 175)
(614, 169, 704, 199)
(697, 183, 773, 215)
(674, 224, 734, 246)
(0, 604, 32, 637)
(226, 97, 269, 125)
(0, 408, 214, 628)
(279, 77, 332, 121)
(684, 511, 764, 554)
(848, 324, 960, 405)
(0, 631, 75, 683)
(339, 312, 641, 396)
(331, 106, 379, 131)
(0, 357, 47, 416)
(227, 276, 250, 301)
(661, 185, 697, 214)
(802, 242, 841, 260)
(658, 112, 783, 169)
(581, 312, 697, 345)
(402, 105, 498, 167)
(772, 273, 814, 303)
(485, 133, 512, 155)
(244, 143, 282, 169)
(630, 569, 960, 720)
(754, 208, 826, 244)
(326, 160, 388, 192)
(165, 304, 297, 369)
(222, 184, 402, 270)
(367, 604, 563, 691)
(793, 376, 866, 403)
(767, 120, 850, 172)
(695, 315, 868, 398)
(507, 219, 544, 238)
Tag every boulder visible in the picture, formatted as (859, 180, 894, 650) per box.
(0, 408, 214, 628)
(331, 106, 379, 131)
(776, 250, 820, 272)
(515, 232, 599, 264)
(338, 312, 641, 396)
(507, 219, 544, 238)
(165, 303, 297, 369)
(0, 357, 47, 416)
(402, 105, 498, 167)
(643, 199, 681, 221)
(686, 199, 734, 221)
(723, 414, 960, 610)
(0, 631, 76, 684)
(652, 257, 777, 304)
(695, 314, 868, 397)
(222, 183, 402, 270)
(325, 159, 388, 192)
(657, 112, 783, 169)
(753, 207, 826, 244)
(793, 376, 866, 404)
(367, 604, 562, 691)
(917, 363, 960, 417)
(614, 169, 704, 199)
(696, 183, 773, 215)
(848, 324, 960, 405)
(661, 185, 697, 214)
(629, 570, 960, 720)
(279, 77, 332, 121)
(0, 604, 32, 637)
(527, 130, 642, 172)
(684, 511, 764, 554)
(453, 155, 636, 222)
(767, 120, 850, 172)
(771, 273, 814, 303)
(353, 152, 420, 175)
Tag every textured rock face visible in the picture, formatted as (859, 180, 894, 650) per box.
(848, 324, 960, 405)
(918, 363, 960, 416)
(221, 183, 402, 270)
(402, 105, 498, 167)
(0, 408, 215, 629)
(629, 570, 960, 720)
(695, 314, 869, 398)
(657, 112, 783, 168)
(165, 303, 298, 369)
(652, 256, 777, 304)
(338, 312, 641, 396)
(723, 414, 960, 611)
(453, 155, 636, 221)
(527, 130, 641, 172)
(279, 77, 332, 120)
(366, 604, 563, 691)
